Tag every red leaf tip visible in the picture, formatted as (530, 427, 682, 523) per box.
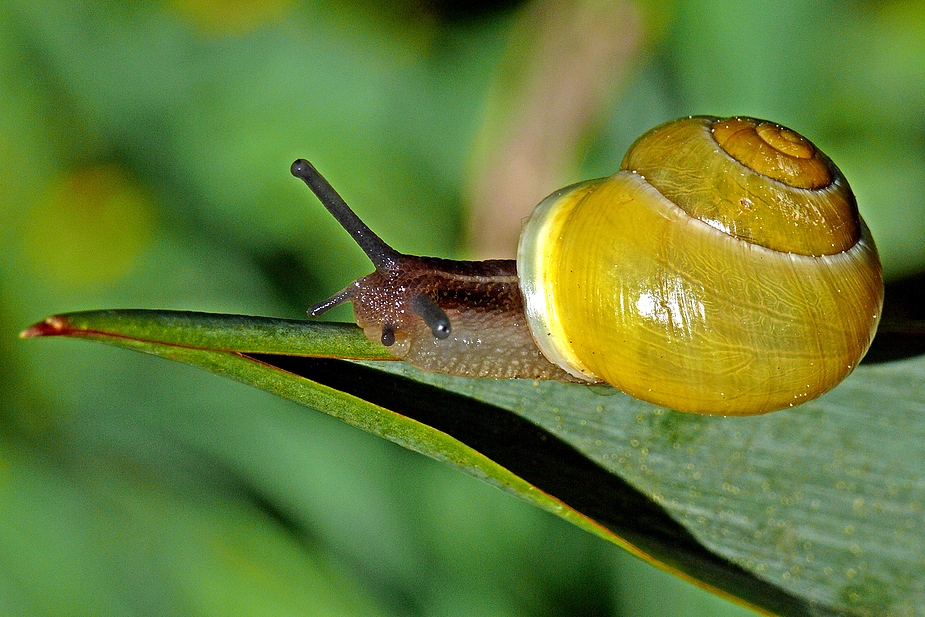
(20, 315, 72, 338)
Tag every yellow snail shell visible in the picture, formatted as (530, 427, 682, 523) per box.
(518, 116, 883, 414)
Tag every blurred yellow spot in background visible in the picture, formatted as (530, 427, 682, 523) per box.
(169, 0, 292, 36)
(22, 165, 156, 287)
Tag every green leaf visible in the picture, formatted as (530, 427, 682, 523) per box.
(20, 309, 391, 359)
(22, 309, 925, 617)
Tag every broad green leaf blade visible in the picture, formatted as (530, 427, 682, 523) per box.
(378, 360, 925, 616)
(22, 310, 925, 616)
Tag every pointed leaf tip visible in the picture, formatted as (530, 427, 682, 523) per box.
(20, 315, 71, 339)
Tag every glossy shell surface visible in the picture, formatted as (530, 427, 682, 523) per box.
(517, 116, 884, 415)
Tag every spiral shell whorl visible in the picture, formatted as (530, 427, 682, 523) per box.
(620, 116, 860, 255)
(712, 118, 832, 189)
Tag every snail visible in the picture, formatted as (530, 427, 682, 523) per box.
(291, 116, 884, 415)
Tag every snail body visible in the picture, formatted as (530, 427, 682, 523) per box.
(292, 116, 884, 415)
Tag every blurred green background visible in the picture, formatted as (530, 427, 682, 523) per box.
(3, 0, 923, 615)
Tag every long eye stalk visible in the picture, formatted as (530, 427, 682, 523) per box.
(290, 159, 401, 270)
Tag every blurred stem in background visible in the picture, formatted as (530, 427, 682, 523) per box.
(465, 0, 643, 259)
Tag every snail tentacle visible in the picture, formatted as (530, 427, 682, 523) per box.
(381, 323, 396, 347)
(290, 159, 401, 270)
(409, 293, 452, 339)
(308, 285, 354, 317)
